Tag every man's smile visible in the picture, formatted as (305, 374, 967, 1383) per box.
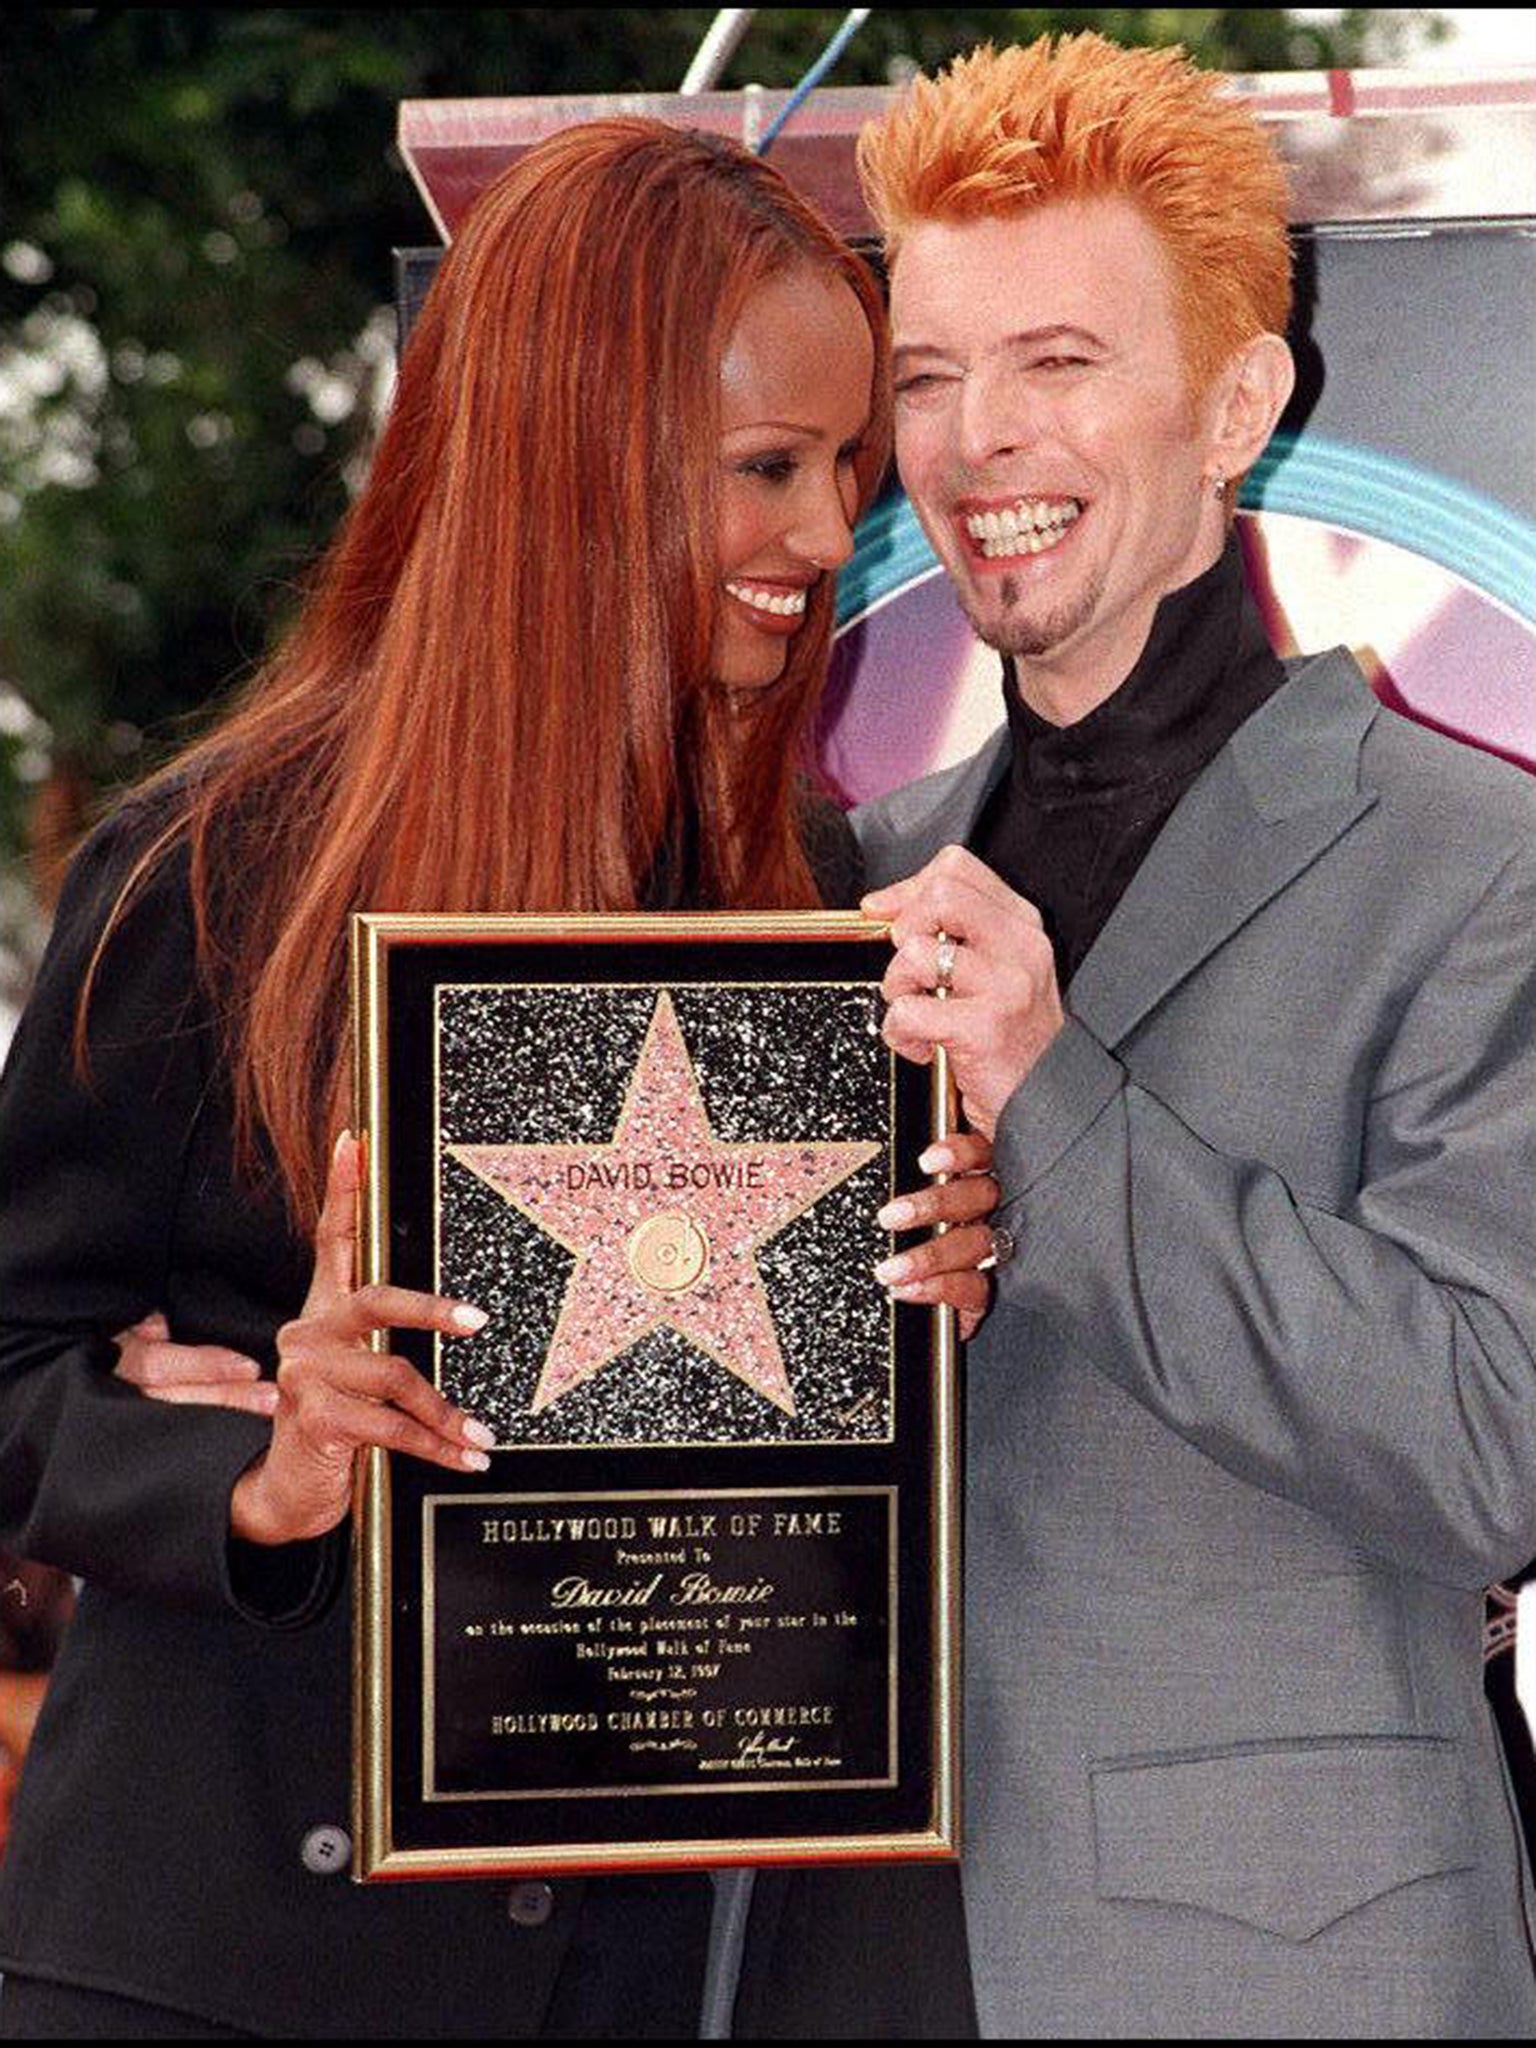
(957, 495, 1085, 566)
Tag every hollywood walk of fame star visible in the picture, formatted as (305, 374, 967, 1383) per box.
(446, 991, 879, 1418)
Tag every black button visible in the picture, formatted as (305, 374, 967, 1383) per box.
(507, 1880, 556, 1928)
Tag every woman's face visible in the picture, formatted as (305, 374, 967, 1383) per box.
(713, 264, 875, 692)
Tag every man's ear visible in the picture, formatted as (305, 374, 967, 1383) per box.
(1206, 332, 1295, 480)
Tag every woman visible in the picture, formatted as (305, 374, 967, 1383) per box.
(0, 122, 984, 2037)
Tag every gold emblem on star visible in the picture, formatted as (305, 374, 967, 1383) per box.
(626, 1212, 710, 1295)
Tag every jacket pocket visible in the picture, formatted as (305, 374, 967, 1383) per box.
(1089, 1734, 1475, 1942)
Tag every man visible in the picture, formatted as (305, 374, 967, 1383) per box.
(849, 34, 1536, 2037)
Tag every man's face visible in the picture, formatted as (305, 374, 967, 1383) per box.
(890, 198, 1226, 694)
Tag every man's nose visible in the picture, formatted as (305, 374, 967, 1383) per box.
(956, 364, 1040, 472)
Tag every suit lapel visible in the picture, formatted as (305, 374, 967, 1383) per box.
(875, 648, 1382, 1051)
(1064, 649, 1380, 1047)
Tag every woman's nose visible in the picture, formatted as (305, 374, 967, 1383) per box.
(791, 478, 857, 572)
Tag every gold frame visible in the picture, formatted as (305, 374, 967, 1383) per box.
(350, 910, 960, 1880)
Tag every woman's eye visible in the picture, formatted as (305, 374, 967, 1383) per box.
(741, 455, 796, 485)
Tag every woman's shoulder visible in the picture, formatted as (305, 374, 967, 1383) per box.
(63, 777, 195, 915)
(1, 779, 213, 1165)
(797, 788, 864, 909)
(39, 780, 204, 1043)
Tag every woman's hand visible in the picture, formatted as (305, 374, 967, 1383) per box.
(115, 1312, 278, 1416)
(230, 1134, 495, 1548)
(874, 1130, 1002, 1341)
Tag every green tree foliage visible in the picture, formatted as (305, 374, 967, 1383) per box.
(0, 8, 1443, 872)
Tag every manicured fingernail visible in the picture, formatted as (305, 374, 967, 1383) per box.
(877, 1198, 916, 1230)
(450, 1304, 489, 1334)
(462, 1417, 495, 1449)
(919, 1145, 951, 1174)
(254, 1384, 279, 1412)
(461, 1449, 490, 1472)
(332, 1129, 353, 1162)
(889, 1283, 927, 1302)
(873, 1255, 910, 1285)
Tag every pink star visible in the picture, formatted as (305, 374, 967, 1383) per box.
(448, 993, 878, 1417)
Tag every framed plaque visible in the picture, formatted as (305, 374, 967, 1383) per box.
(351, 912, 959, 1879)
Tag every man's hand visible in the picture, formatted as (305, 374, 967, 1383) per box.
(115, 1311, 278, 1416)
(865, 845, 1064, 1137)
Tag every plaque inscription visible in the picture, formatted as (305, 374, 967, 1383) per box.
(425, 1487, 896, 1800)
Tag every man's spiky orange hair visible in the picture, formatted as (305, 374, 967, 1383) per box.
(857, 34, 1292, 388)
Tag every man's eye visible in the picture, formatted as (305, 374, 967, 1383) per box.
(1036, 355, 1089, 371)
(895, 374, 942, 397)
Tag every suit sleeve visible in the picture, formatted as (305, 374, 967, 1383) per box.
(0, 808, 312, 1616)
(990, 838, 1536, 1589)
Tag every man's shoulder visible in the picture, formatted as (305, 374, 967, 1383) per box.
(1252, 647, 1536, 926)
(849, 732, 1008, 890)
(1357, 690, 1536, 899)
(1363, 695, 1535, 820)
(849, 752, 974, 839)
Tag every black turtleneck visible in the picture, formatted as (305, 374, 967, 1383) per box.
(969, 535, 1286, 982)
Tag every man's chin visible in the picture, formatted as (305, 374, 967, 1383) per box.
(960, 577, 1090, 660)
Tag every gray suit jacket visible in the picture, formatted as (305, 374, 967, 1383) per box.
(854, 650, 1536, 2038)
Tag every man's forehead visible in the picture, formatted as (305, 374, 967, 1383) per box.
(890, 198, 1175, 348)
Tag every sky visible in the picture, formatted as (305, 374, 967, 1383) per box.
(1293, 5, 1536, 65)
(1425, 8, 1536, 64)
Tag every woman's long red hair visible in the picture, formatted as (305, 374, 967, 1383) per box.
(80, 121, 891, 1228)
